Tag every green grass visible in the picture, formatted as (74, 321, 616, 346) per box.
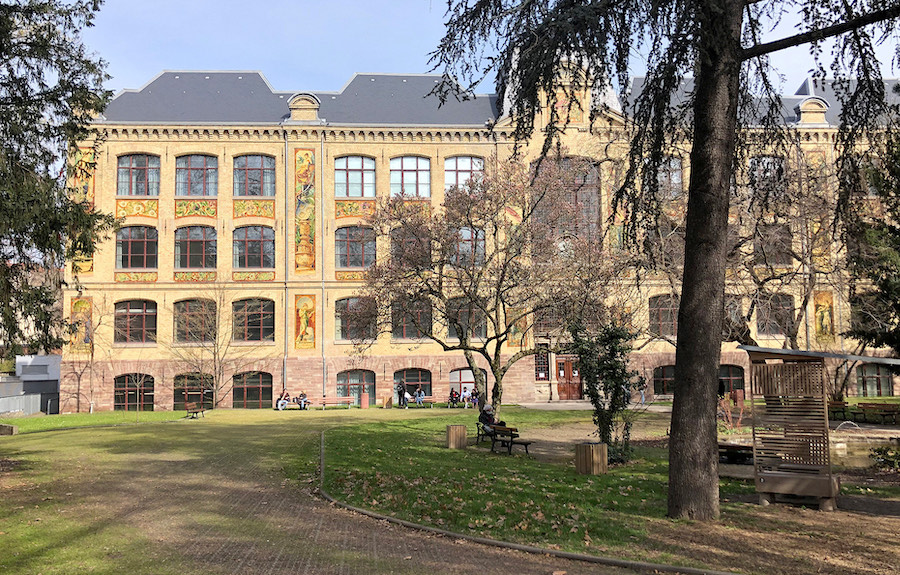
(0, 410, 187, 433)
(320, 408, 739, 561)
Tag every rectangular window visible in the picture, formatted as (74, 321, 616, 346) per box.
(234, 155, 275, 196)
(444, 156, 483, 190)
(117, 154, 160, 196)
(754, 223, 793, 266)
(535, 344, 550, 381)
(757, 294, 794, 336)
(390, 156, 431, 197)
(335, 156, 376, 198)
(176, 155, 218, 196)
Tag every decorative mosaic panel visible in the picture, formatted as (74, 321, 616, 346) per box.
(335, 271, 366, 281)
(174, 271, 216, 282)
(506, 308, 529, 348)
(175, 199, 217, 218)
(294, 295, 316, 349)
(554, 89, 584, 124)
(70, 147, 95, 207)
(69, 297, 92, 353)
(335, 200, 376, 219)
(234, 199, 275, 219)
(232, 271, 275, 282)
(115, 272, 158, 283)
(116, 199, 159, 218)
(72, 256, 93, 274)
(814, 291, 834, 342)
(294, 149, 316, 273)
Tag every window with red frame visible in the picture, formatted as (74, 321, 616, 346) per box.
(334, 156, 376, 198)
(649, 294, 679, 337)
(117, 154, 160, 196)
(232, 299, 275, 342)
(390, 156, 431, 197)
(114, 373, 154, 411)
(335, 226, 376, 268)
(444, 156, 483, 190)
(174, 299, 216, 343)
(233, 155, 275, 196)
(175, 226, 216, 269)
(114, 300, 157, 343)
(232, 371, 273, 408)
(392, 299, 432, 339)
(116, 226, 158, 269)
(233, 226, 275, 268)
(176, 154, 218, 196)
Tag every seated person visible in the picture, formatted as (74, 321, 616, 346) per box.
(471, 387, 480, 409)
(461, 386, 472, 408)
(448, 388, 460, 407)
(415, 388, 425, 406)
(478, 404, 505, 434)
(293, 391, 310, 410)
(276, 389, 291, 411)
(403, 389, 413, 409)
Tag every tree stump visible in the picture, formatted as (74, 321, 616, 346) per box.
(0, 424, 18, 436)
(446, 425, 467, 449)
(575, 443, 607, 474)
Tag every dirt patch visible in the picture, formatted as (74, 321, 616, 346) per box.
(0, 458, 21, 473)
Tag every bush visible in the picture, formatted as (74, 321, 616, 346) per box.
(0, 358, 14, 374)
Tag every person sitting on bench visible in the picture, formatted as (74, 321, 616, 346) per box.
(293, 391, 310, 410)
(478, 404, 505, 434)
(448, 388, 460, 407)
(276, 389, 291, 411)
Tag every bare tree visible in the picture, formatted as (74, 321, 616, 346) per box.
(431, 0, 900, 520)
(353, 155, 627, 414)
(164, 284, 272, 409)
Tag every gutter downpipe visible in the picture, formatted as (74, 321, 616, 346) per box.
(283, 128, 290, 393)
(320, 128, 327, 399)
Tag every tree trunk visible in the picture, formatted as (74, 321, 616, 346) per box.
(667, 0, 744, 520)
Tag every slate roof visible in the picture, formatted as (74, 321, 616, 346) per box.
(100, 71, 499, 127)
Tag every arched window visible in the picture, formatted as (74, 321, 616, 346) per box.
(232, 371, 273, 408)
(754, 223, 793, 266)
(334, 156, 376, 198)
(444, 156, 483, 190)
(337, 369, 376, 407)
(749, 155, 786, 198)
(233, 155, 275, 196)
(449, 368, 486, 395)
(114, 374, 154, 411)
(658, 155, 683, 199)
(335, 226, 376, 268)
(857, 364, 894, 397)
(335, 297, 375, 340)
(394, 368, 432, 397)
(653, 365, 676, 395)
(649, 294, 679, 337)
(174, 372, 213, 410)
(718, 365, 745, 395)
(451, 227, 485, 267)
(391, 298, 432, 339)
(117, 154, 160, 196)
(233, 226, 275, 268)
(757, 293, 794, 336)
(116, 226, 158, 269)
(390, 156, 430, 197)
(448, 298, 486, 339)
(176, 154, 218, 196)
(175, 226, 216, 269)
(114, 300, 157, 343)
(174, 299, 216, 343)
(233, 298, 275, 342)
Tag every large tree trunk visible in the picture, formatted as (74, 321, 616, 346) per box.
(667, 0, 743, 520)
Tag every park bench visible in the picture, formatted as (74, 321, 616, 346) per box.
(486, 425, 533, 455)
(410, 395, 435, 408)
(718, 442, 753, 464)
(827, 400, 849, 420)
(317, 396, 354, 410)
(851, 403, 900, 425)
(184, 401, 205, 419)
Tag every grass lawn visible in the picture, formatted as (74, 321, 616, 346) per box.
(1, 407, 899, 575)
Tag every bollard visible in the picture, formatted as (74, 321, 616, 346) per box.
(575, 443, 608, 474)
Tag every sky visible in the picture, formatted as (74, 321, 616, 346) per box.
(81, 0, 898, 97)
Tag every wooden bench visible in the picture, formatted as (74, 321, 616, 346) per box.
(317, 396, 354, 410)
(827, 400, 849, 420)
(184, 401, 206, 419)
(486, 425, 533, 455)
(410, 395, 435, 408)
(718, 442, 753, 464)
(852, 403, 900, 425)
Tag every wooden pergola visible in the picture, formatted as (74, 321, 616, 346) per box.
(738, 346, 900, 511)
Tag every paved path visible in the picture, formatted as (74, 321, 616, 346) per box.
(6, 415, 647, 575)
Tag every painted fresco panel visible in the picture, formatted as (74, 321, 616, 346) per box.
(294, 149, 316, 273)
(295, 295, 316, 349)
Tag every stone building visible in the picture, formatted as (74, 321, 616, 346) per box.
(59, 71, 897, 412)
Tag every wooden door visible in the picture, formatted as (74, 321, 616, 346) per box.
(556, 357, 582, 400)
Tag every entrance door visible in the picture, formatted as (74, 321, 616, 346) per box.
(556, 357, 582, 400)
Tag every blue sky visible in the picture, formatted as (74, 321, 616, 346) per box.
(82, 1, 897, 97)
